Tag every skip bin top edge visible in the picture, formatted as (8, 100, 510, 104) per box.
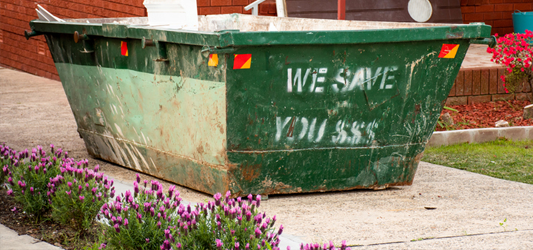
(29, 14, 492, 48)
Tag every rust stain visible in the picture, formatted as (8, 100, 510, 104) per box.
(241, 164, 262, 181)
(414, 152, 424, 164)
(286, 116, 296, 138)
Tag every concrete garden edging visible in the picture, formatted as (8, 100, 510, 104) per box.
(427, 126, 533, 147)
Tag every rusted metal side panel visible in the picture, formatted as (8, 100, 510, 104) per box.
(47, 33, 230, 194)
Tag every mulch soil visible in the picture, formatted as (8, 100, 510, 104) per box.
(436, 100, 533, 131)
(0, 188, 99, 249)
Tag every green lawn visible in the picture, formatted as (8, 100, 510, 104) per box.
(422, 139, 533, 184)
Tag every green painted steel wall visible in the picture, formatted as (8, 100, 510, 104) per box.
(30, 16, 491, 195)
(224, 41, 467, 195)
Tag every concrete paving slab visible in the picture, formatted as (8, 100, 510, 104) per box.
(2, 64, 533, 249)
(0, 224, 62, 250)
(461, 44, 501, 70)
(360, 230, 533, 249)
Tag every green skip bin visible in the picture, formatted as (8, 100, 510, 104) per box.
(26, 14, 493, 196)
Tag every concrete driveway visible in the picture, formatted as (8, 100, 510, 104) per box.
(1, 66, 533, 249)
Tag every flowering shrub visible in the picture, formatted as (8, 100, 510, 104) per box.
(100, 174, 282, 250)
(298, 242, 351, 250)
(1, 144, 355, 250)
(164, 191, 280, 250)
(171, 191, 282, 250)
(1, 144, 15, 184)
(49, 160, 112, 233)
(100, 174, 181, 249)
(2, 144, 62, 220)
(487, 30, 533, 97)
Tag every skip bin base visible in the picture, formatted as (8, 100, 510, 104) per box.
(80, 129, 422, 196)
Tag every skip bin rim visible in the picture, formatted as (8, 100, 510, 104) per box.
(29, 15, 492, 48)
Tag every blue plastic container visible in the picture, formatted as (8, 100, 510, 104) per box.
(513, 11, 533, 34)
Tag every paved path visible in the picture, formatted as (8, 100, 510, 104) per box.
(2, 67, 533, 249)
(0, 224, 62, 250)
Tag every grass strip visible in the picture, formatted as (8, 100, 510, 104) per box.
(422, 138, 533, 185)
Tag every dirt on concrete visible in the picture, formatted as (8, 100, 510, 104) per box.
(2, 67, 533, 247)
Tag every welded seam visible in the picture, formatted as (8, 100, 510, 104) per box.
(350, 229, 533, 248)
(78, 128, 228, 171)
(228, 143, 425, 154)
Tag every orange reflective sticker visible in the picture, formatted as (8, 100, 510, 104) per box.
(233, 54, 252, 69)
(208, 54, 219, 67)
(438, 44, 460, 59)
(121, 41, 128, 56)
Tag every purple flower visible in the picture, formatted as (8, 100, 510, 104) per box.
(67, 182, 72, 188)
(225, 190, 231, 203)
(114, 223, 120, 233)
(94, 164, 100, 172)
(7, 189, 13, 196)
(11, 206, 17, 212)
(30, 187, 34, 195)
(66, 190, 71, 197)
(79, 196, 85, 201)
(168, 185, 176, 198)
(146, 238, 150, 243)
(157, 221, 161, 229)
(255, 227, 261, 238)
(340, 240, 347, 250)
(235, 242, 240, 249)
(215, 239, 223, 250)
(99, 243, 106, 249)
(278, 225, 284, 235)
(214, 193, 222, 206)
(176, 243, 182, 249)
(133, 182, 139, 195)
(256, 195, 261, 207)
(136, 173, 141, 183)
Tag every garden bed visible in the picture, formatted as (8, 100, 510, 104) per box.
(436, 100, 533, 131)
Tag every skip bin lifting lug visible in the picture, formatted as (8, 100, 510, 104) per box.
(73, 31, 94, 53)
(142, 37, 169, 62)
(73, 31, 89, 43)
(470, 35, 498, 48)
(201, 46, 237, 54)
(24, 30, 41, 40)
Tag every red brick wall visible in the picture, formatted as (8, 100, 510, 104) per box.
(446, 67, 532, 105)
(461, 0, 533, 35)
(0, 0, 276, 80)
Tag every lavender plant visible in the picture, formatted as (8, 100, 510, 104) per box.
(100, 174, 181, 249)
(169, 191, 282, 250)
(0, 144, 15, 184)
(49, 160, 112, 233)
(297, 241, 352, 250)
(3, 145, 62, 220)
